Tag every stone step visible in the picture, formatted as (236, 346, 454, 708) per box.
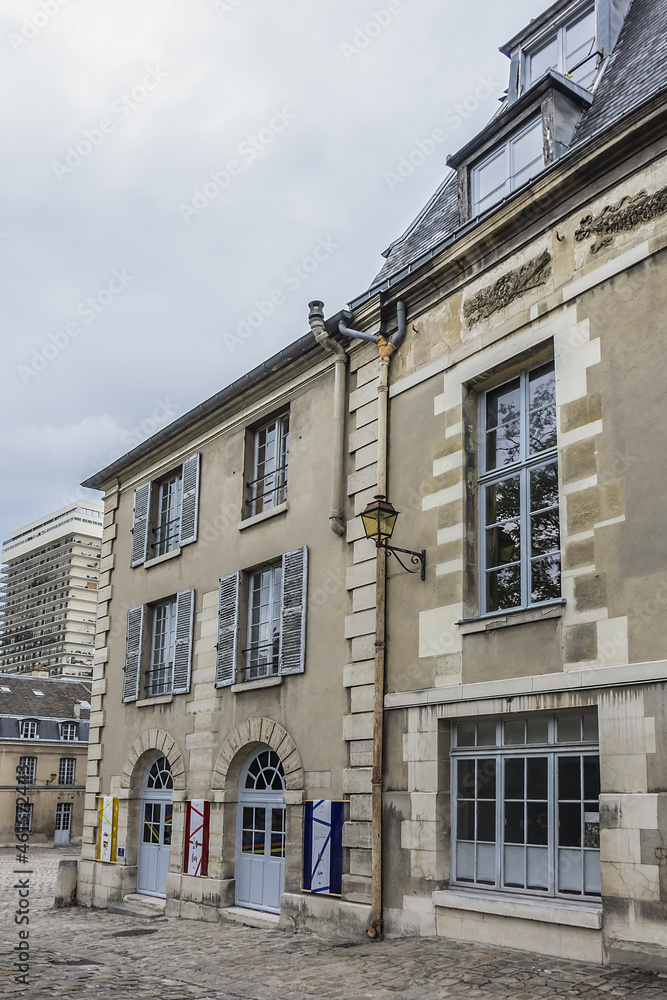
(108, 893, 167, 919)
(220, 905, 280, 930)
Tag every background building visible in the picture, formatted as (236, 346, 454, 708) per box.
(0, 503, 103, 678)
(0, 675, 91, 846)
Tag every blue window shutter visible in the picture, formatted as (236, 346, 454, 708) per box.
(279, 546, 307, 675)
(123, 605, 145, 702)
(179, 453, 200, 547)
(215, 572, 240, 687)
(172, 589, 195, 695)
(131, 482, 152, 567)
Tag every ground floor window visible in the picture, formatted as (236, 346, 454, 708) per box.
(452, 711, 600, 899)
(15, 801, 33, 832)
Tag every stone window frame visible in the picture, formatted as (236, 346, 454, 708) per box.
(450, 711, 601, 900)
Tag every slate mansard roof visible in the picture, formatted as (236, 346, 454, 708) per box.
(372, 0, 667, 290)
(0, 676, 91, 743)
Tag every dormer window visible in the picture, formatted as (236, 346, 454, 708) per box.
(20, 719, 39, 740)
(526, 5, 597, 90)
(471, 118, 544, 217)
(60, 722, 78, 741)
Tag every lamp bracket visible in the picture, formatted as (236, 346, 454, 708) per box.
(379, 541, 426, 581)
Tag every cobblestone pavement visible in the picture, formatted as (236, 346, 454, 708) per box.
(1, 848, 667, 1000)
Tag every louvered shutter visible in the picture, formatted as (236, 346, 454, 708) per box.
(179, 453, 200, 547)
(123, 605, 145, 702)
(279, 546, 308, 675)
(215, 572, 240, 687)
(131, 482, 152, 567)
(172, 589, 195, 695)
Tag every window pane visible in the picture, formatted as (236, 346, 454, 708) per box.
(476, 843, 496, 884)
(527, 717, 549, 744)
(457, 723, 476, 747)
(527, 845, 549, 889)
(531, 510, 560, 556)
(163, 804, 172, 846)
(583, 713, 599, 742)
(477, 759, 496, 799)
(477, 800, 496, 842)
(531, 553, 561, 602)
(457, 800, 475, 841)
(458, 758, 475, 797)
(504, 721, 525, 746)
(477, 722, 498, 747)
(457, 841, 474, 881)
(486, 522, 521, 567)
(504, 844, 525, 886)
(504, 802, 524, 844)
(583, 756, 601, 801)
(475, 149, 509, 214)
(511, 121, 544, 189)
(559, 803, 582, 847)
(527, 801, 549, 846)
(486, 565, 522, 612)
(486, 477, 521, 525)
(566, 9, 595, 73)
(530, 36, 558, 84)
(584, 849, 602, 895)
(486, 381, 521, 469)
(505, 757, 525, 798)
(558, 716, 582, 742)
(527, 757, 548, 800)
(559, 757, 581, 799)
(558, 848, 583, 892)
(530, 462, 559, 512)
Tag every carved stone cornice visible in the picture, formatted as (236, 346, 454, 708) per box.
(463, 250, 552, 327)
(575, 186, 667, 253)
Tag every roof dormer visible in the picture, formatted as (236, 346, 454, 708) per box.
(502, 0, 633, 104)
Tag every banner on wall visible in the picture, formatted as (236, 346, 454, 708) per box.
(97, 796, 118, 863)
(184, 799, 210, 877)
(303, 800, 344, 896)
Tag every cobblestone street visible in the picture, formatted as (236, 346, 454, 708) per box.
(1, 848, 667, 1000)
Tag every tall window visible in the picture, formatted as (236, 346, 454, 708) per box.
(15, 801, 33, 832)
(59, 758, 76, 785)
(60, 722, 78, 741)
(20, 720, 39, 740)
(147, 599, 177, 697)
(244, 564, 282, 681)
(154, 472, 183, 557)
(248, 414, 289, 517)
(452, 712, 601, 898)
(479, 360, 560, 614)
(18, 757, 36, 785)
(527, 6, 597, 90)
(471, 119, 544, 217)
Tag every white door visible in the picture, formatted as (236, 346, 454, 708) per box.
(137, 756, 173, 898)
(54, 803, 72, 846)
(235, 747, 286, 913)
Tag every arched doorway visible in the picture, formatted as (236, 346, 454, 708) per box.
(235, 746, 286, 913)
(137, 755, 173, 898)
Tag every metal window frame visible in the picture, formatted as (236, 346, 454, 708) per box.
(451, 713, 601, 899)
(524, 2, 596, 87)
(153, 471, 183, 557)
(471, 117, 544, 217)
(18, 756, 36, 784)
(477, 361, 559, 615)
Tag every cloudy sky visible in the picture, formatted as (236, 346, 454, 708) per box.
(1, 0, 541, 547)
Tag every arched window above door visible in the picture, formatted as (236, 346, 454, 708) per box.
(244, 748, 285, 792)
(145, 755, 173, 791)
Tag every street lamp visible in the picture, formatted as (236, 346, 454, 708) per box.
(360, 495, 426, 581)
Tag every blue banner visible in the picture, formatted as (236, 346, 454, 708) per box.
(303, 800, 343, 895)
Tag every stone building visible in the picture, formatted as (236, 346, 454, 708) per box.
(0, 676, 91, 846)
(78, 0, 667, 971)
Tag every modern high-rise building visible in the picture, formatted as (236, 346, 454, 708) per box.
(0, 503, 104, 677)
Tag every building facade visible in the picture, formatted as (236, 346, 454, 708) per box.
(78, 0, 667, 971)
(0, 503, 103, 678)
(0, 676, 91, 846)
